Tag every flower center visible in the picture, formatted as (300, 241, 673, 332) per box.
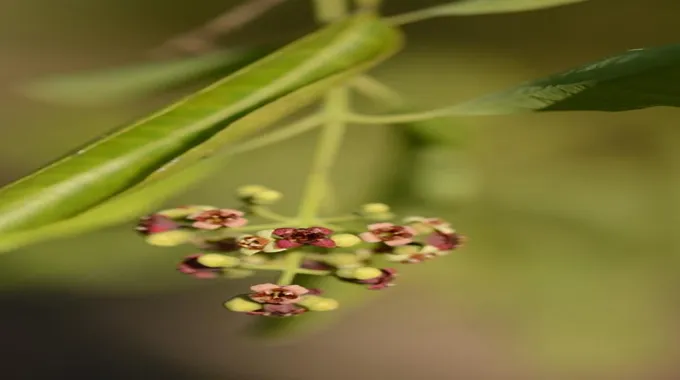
(376, 226, 411, 240)
(240, 236, 269, 249)
(263, 288, 298, 302)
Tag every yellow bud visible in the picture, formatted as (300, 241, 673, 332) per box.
(224, 297, 262, 312)
(251, 189, 283, 205)
(331, 234, 361, 248)
(145, 230, 192, 247)
(335, 268, 353, 278)
(353, 267, 382, 280)
(236, 185, 269, 199)
(363, 212, 395, 221)
(197, 254, 240, 268)
(297, 296, 339, 311)
(157, 205, 214, 218)
(360, 203, 390, 214)
(324, 253, 361, 268)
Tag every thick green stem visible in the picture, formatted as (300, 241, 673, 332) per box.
(274, 0, 351, 287)
(296, 87, 349, 224)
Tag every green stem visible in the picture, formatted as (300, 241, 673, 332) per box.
(228, 115, 322, 156)
(297, 87, 349, 223)
(248, 206, 295, 223)
(312, 0, 349, 22)
(351, 75, 404, 107)
(345, 108, 453, 125)
(274, 0, 350, 287)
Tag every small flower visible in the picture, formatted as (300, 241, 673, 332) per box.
(359, 223, 417, 246)
(177, 254, 224, 279)
(136, 214, 179, 235)
(427, 231, 465, 251)
(356, 268, 397, 290)
(386, 244, 440, 264)
(237, 230, 285, 255)
(272, 227, 336, 249)
(248, 283, 309, 304)
(404, 216, 454, 234)
(246, 303, 307, 317)
(188, 208, 248, 230)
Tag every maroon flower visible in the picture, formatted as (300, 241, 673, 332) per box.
(427, 231, 465, 251)
(248, 283, 309, 304)
(188, 209, 247, 230)
(272, 227, 336, 249)
(136, 214, 179, 235)
(246, 303, 307, 317)
(356, 268, 397, 290)
(177, 254, 223, 279)
(359, 223, 417, 246)
(301, 259, 334, 271)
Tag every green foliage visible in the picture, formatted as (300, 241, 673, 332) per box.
(17, 48, 270, 106)
(0, 13, 402, 241)
(446, 43, 680, 113)
(388, 0, 588, 24)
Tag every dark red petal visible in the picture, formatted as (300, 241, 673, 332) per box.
(311, 238, 336, 248)
(276, 239, 301, 249)
(272, 228, 296, 237)
(309, 226, 333, 235)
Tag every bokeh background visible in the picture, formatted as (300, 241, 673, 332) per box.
(2, 0, 680, 379)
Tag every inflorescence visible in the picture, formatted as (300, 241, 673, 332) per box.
(135, 185, 465, 318)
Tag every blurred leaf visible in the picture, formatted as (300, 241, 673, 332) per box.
(0, 14, 403, 239)
(17, 48, 270, 106)
(389, 0, 587, 24)
(442, 43, 680, 114)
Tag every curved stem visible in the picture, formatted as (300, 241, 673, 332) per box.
(228, 115, 322, 156)
(351, 75, 405, 107)
(345, 108, 453, 125)
(248, 206, 295, 223)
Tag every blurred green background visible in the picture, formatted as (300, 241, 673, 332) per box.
(2, 0, 680, 379)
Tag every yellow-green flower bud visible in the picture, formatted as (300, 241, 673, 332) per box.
(197, 254, 240, 268)
(251, 189, 283, 205)
(297, 296, 339, 311)
(324, 252, 362, 268)
(360, 203, 391, 214)
(157, 205, 214, 219)
(331, 234, 361, 248)
(236, 185, 269, 199)
(145, 230, 193, 247)
(363, 212, 395, 221)
(335, 268, 356, 279)
(353, 267, 382, 280)
(224, 297, 262, 312)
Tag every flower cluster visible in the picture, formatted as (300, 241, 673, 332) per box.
(135, 186, 465, 318)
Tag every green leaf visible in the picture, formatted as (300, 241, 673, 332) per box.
(446, 43, 680, 114)
(389, 0, 587, 24)
(17, 48, 270, 106)
(0, 13, 403, 238)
